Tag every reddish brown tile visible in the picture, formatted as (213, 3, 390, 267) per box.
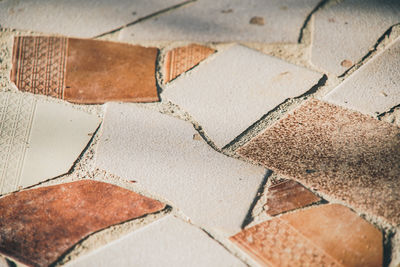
(11, 36, 159, 104)
(164, 44, 215, 83)
(265, 179, 321, 216)
(0, 180, 165, 267)
(238, 98, 400, 226)
(231, 204, 383, 267)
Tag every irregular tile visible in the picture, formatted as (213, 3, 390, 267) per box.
(96, 103, 266, 234)
(0, 0, 186, 37)
(231, 204, 383, 267)
(162, 45, 322, 148)
(11, 36, 159, 104)
(323, 37, 400, 115)
(238, 99, 400, 225)
(0, 92, 100, 194)
(311, 0, 400, 75)
(68, 215, 245, 267)
(0, 180, 165, 267)
(164, 44, 215, 83)
(265, 179, 321, 216)
(120, 0, 321, 43)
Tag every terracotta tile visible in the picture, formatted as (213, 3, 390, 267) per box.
(265, 179, 321, 216)
(0, 180, 165, 267)
(164, 44, 215, 83)
(11, 36, 159, 104)
(230, 204, 383, 267)
(238, 99, 400, 225)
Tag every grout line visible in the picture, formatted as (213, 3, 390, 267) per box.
(298, 0, 330, 44)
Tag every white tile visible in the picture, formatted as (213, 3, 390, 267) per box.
(120, 0, 320, 43)
(311, 0, 400, 76)
(68, 215, 245, 267)
(162, 45, 322, 148)
(323, 37, 400, 116)
(96, 103, 266, 235)
(0, 0, 185, 37)
(0, 92, 100, 194)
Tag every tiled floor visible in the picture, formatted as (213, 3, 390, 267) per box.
(0, 1, 399, 266)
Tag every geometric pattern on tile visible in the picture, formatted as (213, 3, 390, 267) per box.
(0, 92, 100, 195)
(0, 180, 165, 267)
(323, 37, 400, 116)
(96, 103, 266, 235)
(120, 0, 321, 43)
(11, 37, 159, 104)
(311, 0, 400, 76)
(162, 45, 323, 148)
(164, 44, 215, 83)
(67, 215, 245, 267)
(231, 204, 383, 267)
(238, 98, 400, 226)
(0, 0, 186, 38)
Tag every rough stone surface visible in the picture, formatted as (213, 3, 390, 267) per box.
(96, 103, 266, 234)
(0, 0, 186, 38)
(162, 45, 322, 148)
(311, 0, 400, 75)
(231, 204, 382, 267)
(323, 37, 400, 116)
(0, 92, 100, 195)
(67, 215, 245, 267)
(120, 0, 321, 43)
(238, 99, 400, 226)
(0, 180, 165, 267)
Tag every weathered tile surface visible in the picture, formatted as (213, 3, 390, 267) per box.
(311, 0, 400, 75)
(323, 37, 400, 115)
(162, 45, 322, 148)
(68, 215, 245, 267)
(0, 0, 186, 37)
(231, 204, 382, 267)
(96, 103, 266, 234)
(164, 44, 215, 83)
(0, 92, 100, 195)
(11, 36, 159, 104)
(265, 179, 321, 216)
(238, 99, 400, 225)
(120, 0, 321, 43)
(0, 180, 165, 267)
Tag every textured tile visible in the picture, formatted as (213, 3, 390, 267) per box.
(68, 215, 245, 267)
(231, 204, 382, 267)
(0, 0, 186, 38)
(265, 179, 321, 216)
(0, 180, 165, 267)
(11, 36, 159, 104)
(120, 0, 321, 43)
(162, 45, 322, 147)
(323, 37, 400, 115)
(96, 103, 266, 234)
(238, 99, 400, 225)
(0, 92, 100, 194)
(311, 0, 400, 75)
(164, 44, 215, 83)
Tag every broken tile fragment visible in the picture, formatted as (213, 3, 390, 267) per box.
(311, 0, 400, 75)
(0, 180, 165, 267)
(231, 204, 382, 267)
(120, 0, 321, 43)
(164, 44, 215, 83)
(11, 36, 159, 104)
(265, 179, 321, 216)
(0, 92, 100, 195)
(96, 103, 266, 234)
(162, 45, 322, 148)
(68, 215, 245, 267)
(238, 99, 400, 225)
(324, 37, 400, 116)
